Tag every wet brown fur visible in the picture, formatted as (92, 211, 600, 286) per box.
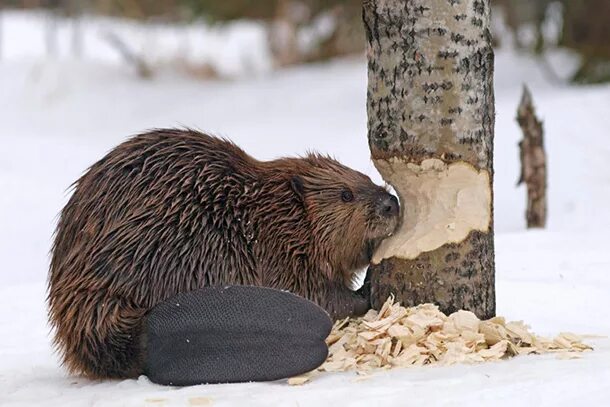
(47, 129, 398, 379)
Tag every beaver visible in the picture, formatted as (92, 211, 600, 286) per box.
(48, 129, 399, 383)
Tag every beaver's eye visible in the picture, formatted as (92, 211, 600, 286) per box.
(341, 189, 354, 203)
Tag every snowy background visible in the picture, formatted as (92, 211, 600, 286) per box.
(1, 10, 609, 407)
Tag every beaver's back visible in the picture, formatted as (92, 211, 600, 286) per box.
(48, 129, 282, 377)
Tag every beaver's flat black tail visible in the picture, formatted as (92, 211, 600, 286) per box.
(144, 286, 332, 386)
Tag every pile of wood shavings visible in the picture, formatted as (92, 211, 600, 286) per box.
(288, 296, 593, 385)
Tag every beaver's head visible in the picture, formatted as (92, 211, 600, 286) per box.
(291, 154, 399, 284)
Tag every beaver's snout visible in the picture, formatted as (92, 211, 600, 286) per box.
(370, 191, 399, 239)
(376, 194, 399, 219)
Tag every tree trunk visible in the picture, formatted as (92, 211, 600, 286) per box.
(45, 9, 59, 58)
(268, 0, 304, 67)
(517, 85, 547, 228)
(0, 9, 3, 61)
(560, 0, 610, 84)
(364, 0, 496, 319)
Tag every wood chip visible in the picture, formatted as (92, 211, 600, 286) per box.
(287, 376, 310, 385)
(188, 397, 214, 406)
(319, 296, 593, 376)
(556, 352, 582, 360)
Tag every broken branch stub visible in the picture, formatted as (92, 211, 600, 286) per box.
(364, 0, 496, 319)
(517, 85, 547, 228)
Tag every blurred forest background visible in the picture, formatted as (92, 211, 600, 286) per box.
(1, 0, 609, 83)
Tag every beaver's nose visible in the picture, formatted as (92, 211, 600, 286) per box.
(377, 194, 399, 218)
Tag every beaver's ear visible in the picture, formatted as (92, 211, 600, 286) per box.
(290, 176, 305, 201)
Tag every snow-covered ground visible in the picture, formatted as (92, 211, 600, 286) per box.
(1, 10, 610, 407)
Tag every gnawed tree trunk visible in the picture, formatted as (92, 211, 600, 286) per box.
(364, 0, 496, 319)
(517, 85, 547, 228)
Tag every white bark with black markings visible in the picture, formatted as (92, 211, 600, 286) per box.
(364, 0, 496, 318)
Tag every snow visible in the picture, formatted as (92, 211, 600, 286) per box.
(1, 10, 610, 407)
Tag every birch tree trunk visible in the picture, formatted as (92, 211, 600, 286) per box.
(364, 0, 496, 319)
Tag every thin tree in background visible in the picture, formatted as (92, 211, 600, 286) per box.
(364, 0, 496, 319)
(45, 0, 60, 57)
(0, 8, 3, 61)
(68, 0, 84, 58)
(561, 0, 610, 84)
